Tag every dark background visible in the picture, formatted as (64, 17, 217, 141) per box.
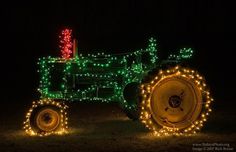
(1, 1, 236, 152)
(1, 1, 235, 111)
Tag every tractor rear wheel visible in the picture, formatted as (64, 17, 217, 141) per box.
(140, 66, 213, 136)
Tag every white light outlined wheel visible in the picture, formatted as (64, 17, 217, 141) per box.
(140, 66, 213, 136)
(23, 98, 68, 136)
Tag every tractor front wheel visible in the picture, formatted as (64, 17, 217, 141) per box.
(23, 99, 68, 136)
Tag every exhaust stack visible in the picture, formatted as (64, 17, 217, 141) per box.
(73, 39, 78, 58)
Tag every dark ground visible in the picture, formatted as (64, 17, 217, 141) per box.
(0, 100, 235, 152)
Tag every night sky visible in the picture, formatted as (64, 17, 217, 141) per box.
(1, 1, 235, 105)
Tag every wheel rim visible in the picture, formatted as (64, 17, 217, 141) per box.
(36, 108, 60, 132)
(150, 76, 202, 129)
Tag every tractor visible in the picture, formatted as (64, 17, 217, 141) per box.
(23, 29, 213, 136)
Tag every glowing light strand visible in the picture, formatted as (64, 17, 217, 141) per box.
(168, 48, 193, 60)
(37, 38, 158, 110)
(140, 66, 213, 136)
(60, 29, 73, 59)
(23, 98, 69, 136)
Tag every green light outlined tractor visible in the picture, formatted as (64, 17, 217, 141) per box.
(23, 30, 213, 136)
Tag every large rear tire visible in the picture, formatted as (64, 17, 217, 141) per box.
(140, 66, 213, 136)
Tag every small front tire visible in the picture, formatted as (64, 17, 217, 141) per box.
(23, 99, 68, 136)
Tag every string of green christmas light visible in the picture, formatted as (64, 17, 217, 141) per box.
(37, 34, 193, 110)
